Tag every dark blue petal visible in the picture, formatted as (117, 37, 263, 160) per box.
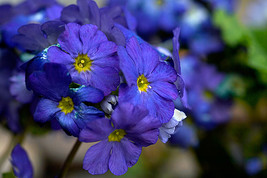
(73, 103, 105, 129)
(34, 98, 60, 123)
(72, 86, 104, 104)
(28, 63, 71, 101)
(56, 111, 80, 137)
(11, 144, 33, 178)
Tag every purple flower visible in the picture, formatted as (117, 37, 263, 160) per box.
(0, 0, 63, 48)
(80, 103, 160, 175)
(47, 23, 120, 96)
(29, 63, 105, 137)
(12, 21, 65, 52)
(10, 72, 34, 103)
(60, 0, 126, 45)
(11, 144, 33, 178)
(118, 36, 178, 123)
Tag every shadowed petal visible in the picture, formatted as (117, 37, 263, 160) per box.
(79, 118, 113, 142)
(28, 63, 71, 101)
(56, 111, 80, 137)
(72, 86, 104, 104)
(47, 46, 74, 65)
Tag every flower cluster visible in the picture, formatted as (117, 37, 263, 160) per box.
(0, 0, 186, 176)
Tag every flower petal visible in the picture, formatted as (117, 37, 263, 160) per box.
(89, 65, 120, 96)
(11, 144, 33, 178)
(118, 46, 138, 85)
(34, 98, 60, 123)
(79, 118, 113, 142)
(56, 111, 80, 137)
(147, 62, 177, 83)
(109, 142, 128, 176)
(150, 81, 178, 100)
(121, 138, 142, 167)
(29, 63, 71, 101)
(47, 46, 74, 65)
(83, 140, 112, 175)
(58, 23, 82, 57)
(79, 24, 107, 54)
(72, 86, 104, 104)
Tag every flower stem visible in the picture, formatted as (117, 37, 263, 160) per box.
(58, 138, 82, 178)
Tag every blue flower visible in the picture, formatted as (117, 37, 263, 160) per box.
(10, 72, 34, 103)
(118, 36, 178, 123)
(203, 0, 237, 13)
(60, 0, 126, 45)
(29, 63, 105, 137)
(169, 123, 198, 148)
(80, 103, 161, 175)
(47, 23, 120, 96)
(11, 144, 33, 178)
(246, 157, 263, 176)
(0, 0, 63, 47)
(109, 0, 189, 35)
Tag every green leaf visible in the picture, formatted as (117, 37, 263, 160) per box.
(213, 10, 247, 46)
(2, 172, 16, 178)
(247, 28, 267, 72)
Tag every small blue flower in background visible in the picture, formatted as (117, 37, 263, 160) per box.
(10, 72, 34, 104)
(245, 157, 263, 176)
(169, 123, 198, 149)
(80, 103, 161, 175)
(11, 144, 33, 178)
(176, 55, 232, 130)
(60, 0, 126, 46)
(109, 0, 189, 36)
(118, 36, 178, 123)
(203, 0, 237, 13)
(0, 0, 63, 47)
(47, 23, 120, 96)
(29, 63, 105, 137)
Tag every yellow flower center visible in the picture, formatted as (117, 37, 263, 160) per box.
(156, 0, 164, 6)
(137, 74, 150, 92)
(58, 97, 74, 114)
(108, 129, 126, 142)
(74, 54, 92, 73)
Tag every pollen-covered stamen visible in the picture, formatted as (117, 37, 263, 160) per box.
(137, 74, 150, 92)
(74, 54, 92, 73)
(108, 129, 126, 142)
(58, 96, 74, 114)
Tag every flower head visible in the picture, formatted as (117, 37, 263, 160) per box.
(118, 36, 178, 123)
(47, 23, 120, 96)
(29, 63, 105, 137)
(80, 103, 161, 175)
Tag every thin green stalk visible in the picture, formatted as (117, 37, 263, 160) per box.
(58, 138, 82, 178)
